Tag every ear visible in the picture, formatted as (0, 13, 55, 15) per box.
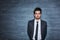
(33, 14, 35, 18)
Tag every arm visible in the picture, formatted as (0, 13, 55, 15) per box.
(44, 21, 47, 39)
(27, 21, 31, 40)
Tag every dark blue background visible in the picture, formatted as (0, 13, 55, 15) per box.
(0, 0, 60, 40)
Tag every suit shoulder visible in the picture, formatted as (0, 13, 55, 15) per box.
(28, 19, 34, 22)
(28, 19, 34, 23)
(41, 20, 47, 24)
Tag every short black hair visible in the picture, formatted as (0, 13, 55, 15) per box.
(34, 7, 42, 14)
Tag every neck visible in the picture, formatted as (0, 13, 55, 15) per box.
(35, 18, 40, 20)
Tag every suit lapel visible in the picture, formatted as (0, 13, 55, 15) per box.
(41, 20, 44, 38)
(31, 19, 34, 38)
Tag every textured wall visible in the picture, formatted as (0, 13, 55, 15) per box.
(0, 0, 60, 40)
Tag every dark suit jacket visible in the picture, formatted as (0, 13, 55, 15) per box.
(27, 19, 47, 40)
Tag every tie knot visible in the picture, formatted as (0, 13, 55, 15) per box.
(37, 21, 38, 23)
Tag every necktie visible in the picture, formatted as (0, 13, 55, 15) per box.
(35, 21, 38, 40)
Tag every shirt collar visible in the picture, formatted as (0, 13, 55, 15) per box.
(35, 19, 41, 22)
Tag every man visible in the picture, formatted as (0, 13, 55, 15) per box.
(27, 7, 47, 40)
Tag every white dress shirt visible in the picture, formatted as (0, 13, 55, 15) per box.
(32, 19, 41, 40)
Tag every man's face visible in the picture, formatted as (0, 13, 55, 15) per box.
(34, 11, 41, 19)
